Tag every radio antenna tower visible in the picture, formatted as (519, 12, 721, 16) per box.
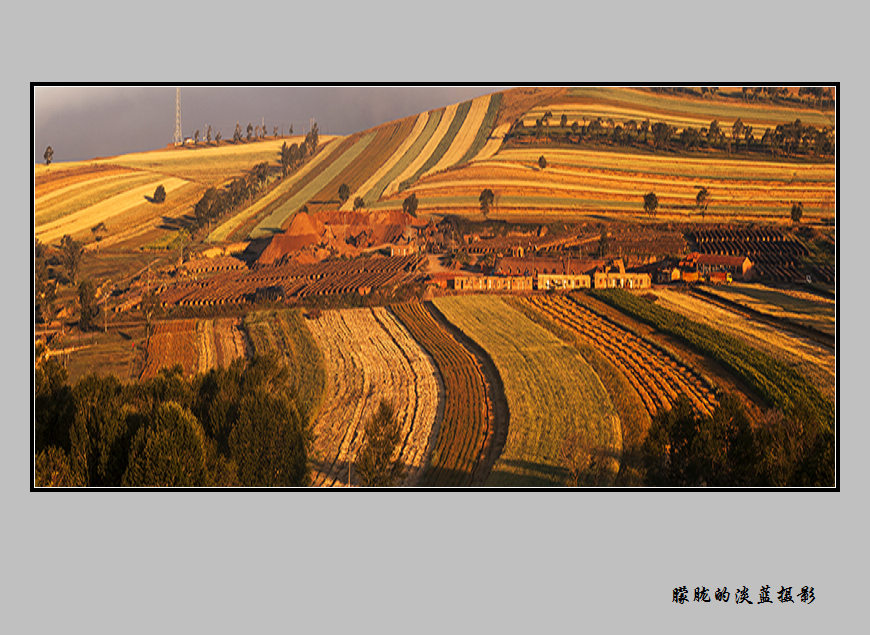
(174, 87, 182, 145)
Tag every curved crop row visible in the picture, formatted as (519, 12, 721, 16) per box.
(304, 308, 440, 487)
(591, 288, 834, 429)
(433, 295, 620, 487)
(391, 301, 493, 486)
(524, 295, 717, 419)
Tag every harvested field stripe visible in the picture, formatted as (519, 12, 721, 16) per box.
(208, 138, 342, 243)
(377, 109, 444, 199)
(305, 308, 440, 487)
(37, 177, 189, 244)
(36, 172, 165, 226)
(472, 122, 512, 162)
(427, 95, 492, 175)
(457, 93, 503, 165)
(409, 100, 473, 184)
(36, 170, 143, 207)
(386, 103, 459, 196)
(249, 132, 376, 239)
(339, 113, 430, 210)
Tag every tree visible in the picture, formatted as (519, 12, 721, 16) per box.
(43, 146, 54, 165)
(215, 130, 222, 144)
(122, 401, 210, 487)
(708, 119, 723, 147)
(35, 446, 81, 487)
(273, 125, 278, 137)
(34, 240, 56, 324)
(206, 125, 212, 143)
(59, 234, 84, 283)
(279, 141, 292, 177)
(790, 201, 803, 223)
(639, 118, 650, 143)
(355, 400, 403, 487)
(353, 197, 365, 211)
(651, 122, 672, 149)
(77, 280, 101, 331)
(338, 183, 351, 204)
(731, 118, 744, 151)
(479, 188, 495, 217)
(695, 187, 709, 217)
(246, 123, 253, 141)
(559, 431, 614, 486)
(233, 122, 242, 143)
(643, 191, 658, 216)
(194, 129, 200, 144)
(228, 387, 308, 486)
(596, 232, 609, 257)
(69, 374, 128, 486)
(153, 184, 166, 203)
(537, 155, 547, 169)
(560, 114, 568, 128)
(402, 193, 418, 218)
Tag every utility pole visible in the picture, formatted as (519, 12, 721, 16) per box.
(174, 87, 182, 145)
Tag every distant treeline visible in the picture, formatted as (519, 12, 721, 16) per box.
(507, 115, 834, 160)
(650, 86, 835, 110)
(34, 354, 311, 487)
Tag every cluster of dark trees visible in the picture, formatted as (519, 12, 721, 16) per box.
(34, 355, 310, 487)
(638, 394, 834, 487)
(508, 115, 834, 160)
(192, 163, 271, 230)
(279, 123, 319, 177)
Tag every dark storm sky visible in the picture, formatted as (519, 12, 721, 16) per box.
(34, 86, 511, 163)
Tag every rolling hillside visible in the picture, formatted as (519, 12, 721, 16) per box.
(35, 87, 835, 252)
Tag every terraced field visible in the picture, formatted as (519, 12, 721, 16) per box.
(391, 302, 495, 486)
(522, 294, 718, 418)
(37, 177, 190, 244)
(35, 137, 332, 248)
(592, 288, 834, 429)
(433, 295, 620, 486)
(522, 86, 835, 130)
(652, 288, 835, 401)
(140, 318, 248, 380)
(304, 308, 441, 487)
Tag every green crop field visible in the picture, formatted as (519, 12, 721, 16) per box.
(243, 309, 326, 422)
(433, 295, 620, 486)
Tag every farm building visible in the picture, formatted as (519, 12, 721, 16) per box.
(537, 274, 592, 290)
(680, 252, 754, 280)
(452, 275, 534, 291)
(592, 271, 652, 290)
